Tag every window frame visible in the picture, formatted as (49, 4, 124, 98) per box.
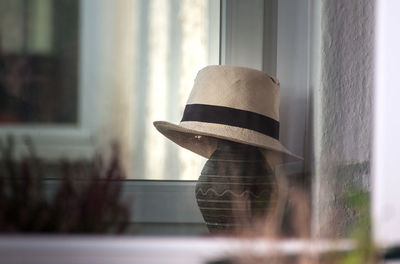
(373, 0, 400, 249)
(0, 0, 310, 228)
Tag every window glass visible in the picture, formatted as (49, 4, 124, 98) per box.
(0, 0, 219, 180)
(132, 0, 217, 180)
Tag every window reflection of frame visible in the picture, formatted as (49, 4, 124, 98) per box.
(0, 0, 79, 124)
(0, 0, 85, 160)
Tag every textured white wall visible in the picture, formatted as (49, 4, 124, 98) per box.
(313, 0, 374, 237)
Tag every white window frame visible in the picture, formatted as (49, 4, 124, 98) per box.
(373, 0, 400, 252)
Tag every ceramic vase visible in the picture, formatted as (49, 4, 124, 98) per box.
(195, 140, 277, 233)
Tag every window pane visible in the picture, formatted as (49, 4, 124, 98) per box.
(0, 0, 219, 180)
(132, 0, 218, 180)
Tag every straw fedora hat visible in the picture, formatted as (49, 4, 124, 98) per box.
(154, 65, 302, 161)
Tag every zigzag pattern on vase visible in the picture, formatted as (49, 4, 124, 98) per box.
(196, 187, 269, 199)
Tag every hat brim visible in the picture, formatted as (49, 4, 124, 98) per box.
(153, 120, 303, 162)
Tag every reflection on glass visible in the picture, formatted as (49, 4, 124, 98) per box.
(133, 0, 213, 180)
(0, 0, 216, 180)
(0, 0, 78, 123)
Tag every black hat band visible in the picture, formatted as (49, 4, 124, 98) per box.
(181, 104, 280, 140)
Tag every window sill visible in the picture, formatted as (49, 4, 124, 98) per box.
(0, 236, 356, 264)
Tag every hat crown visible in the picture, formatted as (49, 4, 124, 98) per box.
(186, 65, 280, 121)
